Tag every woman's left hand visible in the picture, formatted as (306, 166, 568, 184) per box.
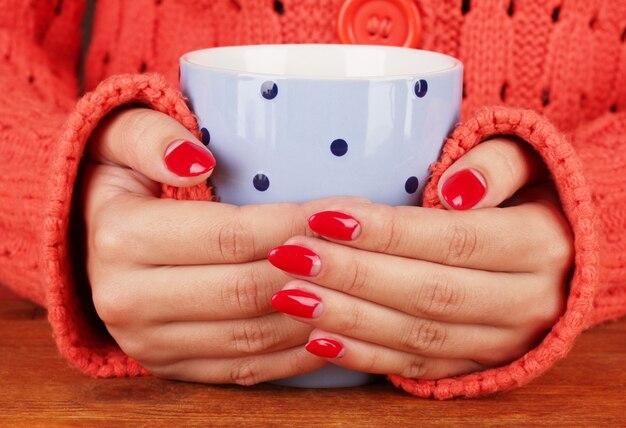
(266, 137, 574, 379)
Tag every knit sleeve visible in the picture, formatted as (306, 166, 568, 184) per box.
(0, 5, 210, 375)
(0, 1, 84, 304)
(389, 105, 626, 399)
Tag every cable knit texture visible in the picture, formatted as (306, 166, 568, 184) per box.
(0, 0, 625, 399)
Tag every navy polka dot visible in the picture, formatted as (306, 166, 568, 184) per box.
(200, 128, 210, 146)
(330, 139, 348, 157)
(414, 79, 428, 98)
(405, 176, 419, 194)
(253, 173, 270, 191)
(261, 81, 278, 100)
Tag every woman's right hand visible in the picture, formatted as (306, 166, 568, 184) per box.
(82, 107, 330, 385)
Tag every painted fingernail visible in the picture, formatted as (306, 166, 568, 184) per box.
(305, 338, 344, 358)
(267, 245, 321, 276)
(164, 140, 216, 177)
(441, 169, 486, 210)
(271, 289, 323, 318)
(308, 211, 361, 240)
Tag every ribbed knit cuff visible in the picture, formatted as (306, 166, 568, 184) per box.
(389, 106, 600, 399)
(44, 73, 209, 377)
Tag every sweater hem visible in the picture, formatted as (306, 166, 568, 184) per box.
(42, 73, 206, 377)
(390, 106, 600, 399)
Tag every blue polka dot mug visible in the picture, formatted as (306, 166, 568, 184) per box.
(180, 44, 463, 388)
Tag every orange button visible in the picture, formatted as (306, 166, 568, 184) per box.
(338, 0, 421, 48)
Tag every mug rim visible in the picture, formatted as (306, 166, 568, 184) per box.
(180, 44, 462, 80)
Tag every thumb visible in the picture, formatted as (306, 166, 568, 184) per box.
(89, 107, 216, 188)
(437, 137, 546, 210)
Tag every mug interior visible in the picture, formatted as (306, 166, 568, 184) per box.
(181, 44, 460, 78)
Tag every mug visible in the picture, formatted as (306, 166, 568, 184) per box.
(180, 44, 463, 388)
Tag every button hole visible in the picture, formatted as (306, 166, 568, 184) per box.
(507, 0, 514, 17)
(621, 28, 626, 42)
(500, 82, 508, 101)
(381, 18, 392, 38)
(139, 62, 147, 73)
(552, 6, 561, 23)
(610, 104, 618, 113)
(27, 74, 35, 85)
(103, 52, 110, 65)
(461, 0, 471, 15)
(541, 88, 550, 106)
(273, 0, 284, 15)
(367, 15, 379, 36)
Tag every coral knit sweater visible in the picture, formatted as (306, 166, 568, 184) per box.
(1, 0, 625, 400)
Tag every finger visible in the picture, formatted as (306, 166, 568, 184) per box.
(305, 330, 484, 380)
(111, 314, 312, 366)
(89, 195, 367, 266)
(271, 281, 521, 363)
(88, 107, 216, 188)
(93, 261, 288, 323)
(437, 137, 547, 210)
(306, 201, 562, 272)
(266, 239, 545, 325)
(148, 347, 326, 386)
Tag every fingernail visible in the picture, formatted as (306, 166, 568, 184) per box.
(305, 338, 344, 358)
(267, 245, 321, 276)
(271, 289, 323, 318)
(308, 211, 361, 240)
(441, 169, 486, 210)
(164, 140, 216, 177)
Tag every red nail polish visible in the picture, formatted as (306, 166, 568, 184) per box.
(267, 245, 321, 276)
(308, 211, 361, 240)
(271, 289, 323, 318)
(164, 140, 216, 177)
(441, 169, 486, 210)
(305, 338, 344, 358)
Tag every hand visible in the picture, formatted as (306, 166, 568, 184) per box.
(83, 107, 350, 385)
(265, 137, 574, 379)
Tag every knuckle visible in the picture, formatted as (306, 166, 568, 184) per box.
(222, 266, 269, 316)
(530, 205, 574, 272)
(290, 203, 313, 238)
(399, 357, 428, 379)
(543, 232, 574, 272)
(214, 211, 256, 263)
(442, 220, 479, 265)
(120, 109, 159, 147)
(529, 285, 566, 328)
(378, 206, 404, 253)
(361, 349, 384, 373)
(490, 140, 520, 182)
(118, 336, 150, 362)
(229, 358, 263, 386)
(400, 319, 447, 355)
(341, 258, 369, 295)
(285, 346, 317, 375)
(92, 285, 135, 327)
(413, 274, 465, 319)
(336, 304, 366, 334)
(231, 318, 277, 355)
(91, 217, 128, 261)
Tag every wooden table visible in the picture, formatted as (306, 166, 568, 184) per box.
(1, 299, 624, 427)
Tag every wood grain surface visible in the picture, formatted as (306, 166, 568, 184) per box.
(0, 299, 624, 427)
